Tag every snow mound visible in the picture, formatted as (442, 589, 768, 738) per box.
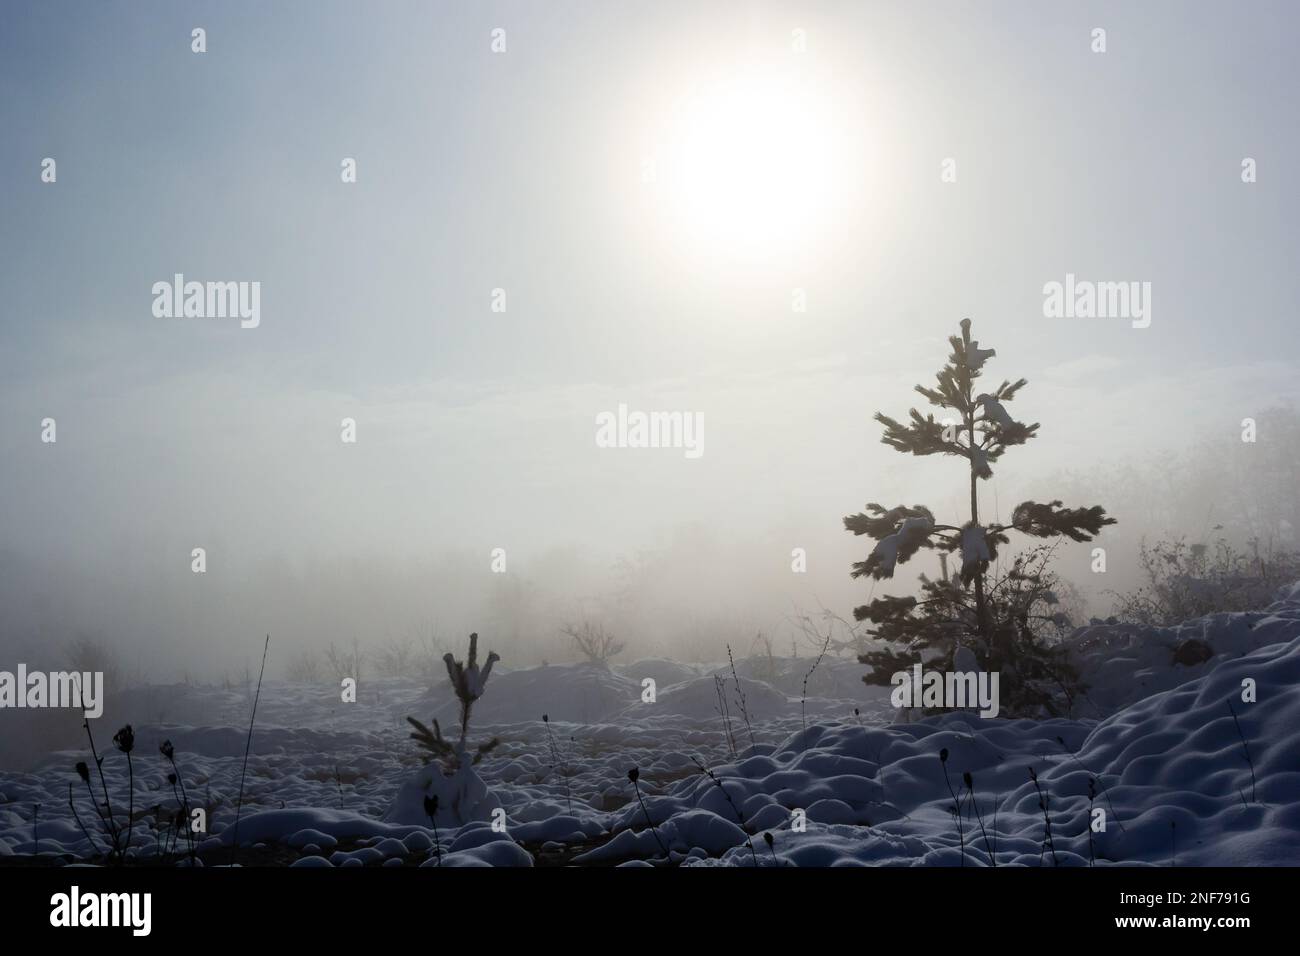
(3, 588, 1297, 867)
(1065, 581, 1300, 715)
(615, 658, 704, 688)
(382, 758, 503, 828)
(587, 634, 1300, 866)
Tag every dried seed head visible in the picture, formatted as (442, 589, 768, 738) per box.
(112, 725, 135, 754)
(627, 767, 640, 784)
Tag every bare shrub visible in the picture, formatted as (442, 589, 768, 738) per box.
(65, 635, 123, 695)
(561, 621, 625, 667)
(373, 638, 415, 678)
(1112, 535, 1300, 625)
(285, 649, 322, 683)
(324, 638, 364, 684)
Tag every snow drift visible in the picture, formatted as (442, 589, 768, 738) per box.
(1, 585, 1297, 866)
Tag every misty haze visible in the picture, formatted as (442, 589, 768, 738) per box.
(1, 1, 1298, 911)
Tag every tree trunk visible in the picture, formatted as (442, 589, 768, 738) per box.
(967, 381, 990, 647)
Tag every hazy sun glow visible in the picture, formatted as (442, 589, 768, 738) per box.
(656, 66, 839, 262)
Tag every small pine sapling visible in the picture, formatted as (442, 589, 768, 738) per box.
(406, 632, 501, 773)
(846, 319, 1115, 716)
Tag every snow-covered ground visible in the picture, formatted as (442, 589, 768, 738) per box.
(2, 586, 1298, 867)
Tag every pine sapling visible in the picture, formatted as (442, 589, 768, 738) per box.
(847, 319, 1114, 717)
(407, 632, 501, 773)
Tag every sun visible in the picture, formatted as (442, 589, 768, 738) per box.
(653, 65, 840, 262)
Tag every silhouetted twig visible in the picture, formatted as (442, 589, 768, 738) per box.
(68, 782, 103, 858)
(940, 748, 965, 865)
(423, 795, 442, 866)
(964, 771, 996, 866)
(726, 646, 756, 751)
(543, 714, 573, 814)
(692, 755, 759, 866)
(1055, 735, 1126, 832)
(1226, 699, 1257, 804)
(1028, 766, 1057, 866)
(230, 634, 270, 865)
(628, 767, 668, 858)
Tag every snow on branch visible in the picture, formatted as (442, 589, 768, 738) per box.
(844, 503, 940, 541)
(849, 512, 937, 580)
